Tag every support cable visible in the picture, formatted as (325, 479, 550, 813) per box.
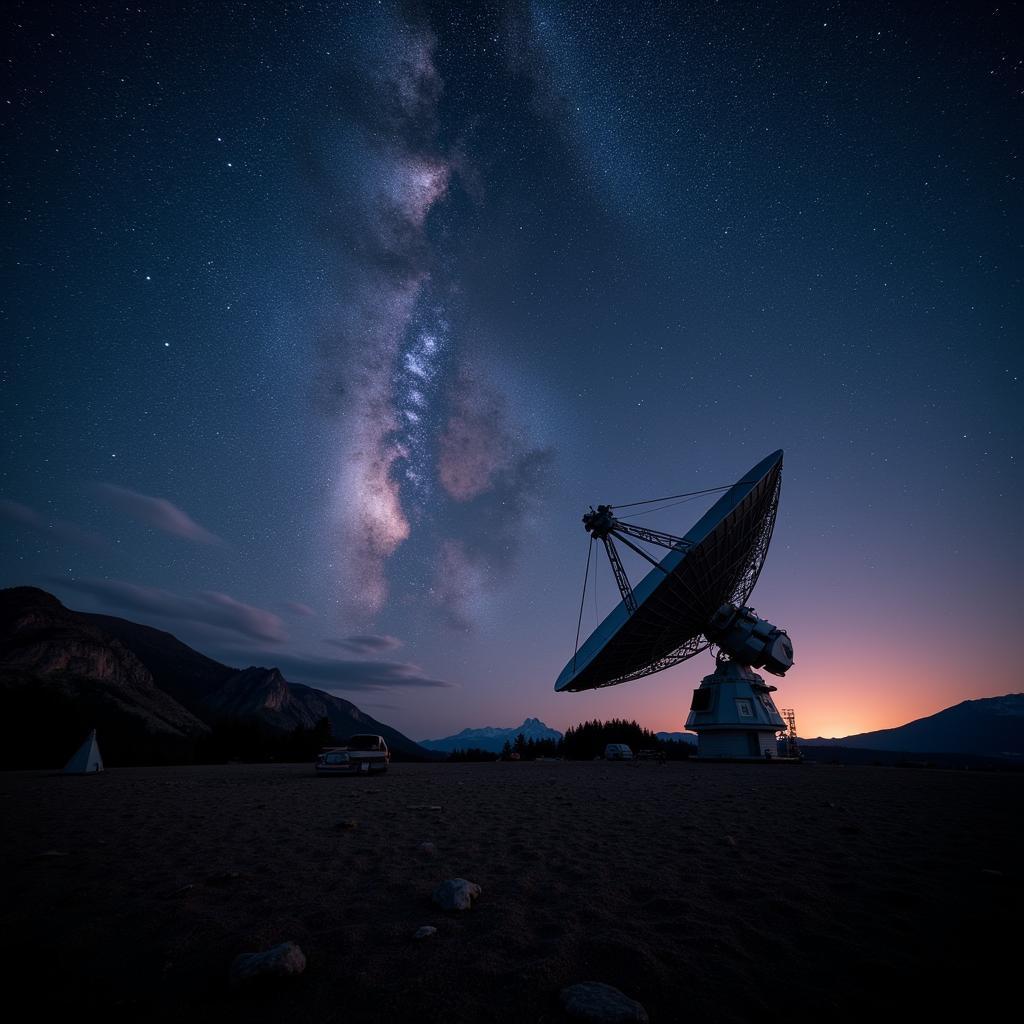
(611, 484, 731, 510)
(616, 491, 724, 520)
(572, 538, 593, 674)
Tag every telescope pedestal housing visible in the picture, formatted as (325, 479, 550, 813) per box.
(685, 660, 785, 760)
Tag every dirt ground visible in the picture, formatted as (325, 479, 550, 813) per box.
(2, 760, 1021, 1023)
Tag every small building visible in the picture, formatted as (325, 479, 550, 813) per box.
(685, 660, 786, 759)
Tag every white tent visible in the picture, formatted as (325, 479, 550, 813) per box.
(64, 729, 104, 774)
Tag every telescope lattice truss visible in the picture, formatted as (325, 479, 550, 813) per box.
(579, 470, 781, 689)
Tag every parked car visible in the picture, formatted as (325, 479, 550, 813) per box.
(604, 743, 634, 761)
(316, 734, 390, 775)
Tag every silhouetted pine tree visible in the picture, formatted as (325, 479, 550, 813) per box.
(560, 719, 689, 760)
(448, 747, 499, 762)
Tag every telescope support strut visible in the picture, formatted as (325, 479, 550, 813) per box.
(601, 537, 638, 614)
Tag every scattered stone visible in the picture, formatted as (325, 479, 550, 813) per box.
(36, 850, 69, 858)
(418, 842, 437, 856)
(432, 877, 481, 911)
(229, 942, 306, 987)
(166, 883, 195, 899)
(981, 868, 1005, 878)
(335, 820, 359, 831)
(560, 982, 649, 1023)
(407, 805, 442, 811)
(414, 926, 437, 940)
(724, 835, 737, 847)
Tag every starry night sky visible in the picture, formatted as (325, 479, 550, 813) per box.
(3, 1, 1021, 741)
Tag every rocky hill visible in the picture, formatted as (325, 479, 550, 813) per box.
(0, 586, 431, 767)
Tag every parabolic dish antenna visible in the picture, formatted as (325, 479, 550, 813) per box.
(555, 449, 792, 693)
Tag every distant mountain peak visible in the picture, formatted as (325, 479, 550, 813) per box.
(420, 717, 563, 753)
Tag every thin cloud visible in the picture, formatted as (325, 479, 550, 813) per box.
(0, 499, 37, 527)
(326, 633, 403, 655)
(265, 651, 453, 693)
(0, 499, 108, 550)
(53, 577, 286, 643)
(285, 601, 316, 617)
(93, 483, 224, 546)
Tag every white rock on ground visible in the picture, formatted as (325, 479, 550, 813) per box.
(431, 878, 481, 911)
(414, 926, 438, 940)
(229, 942, 306, 986)
(559, 982, 649, 1024)
(418, 842, 436, 856)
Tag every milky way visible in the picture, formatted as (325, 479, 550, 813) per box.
(314, 13, 549, 622)
(391, 292, 450, 507)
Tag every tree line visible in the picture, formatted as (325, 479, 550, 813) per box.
(447, 719, 693, 762)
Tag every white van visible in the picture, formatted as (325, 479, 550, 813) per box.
(604, 743, 634, 761)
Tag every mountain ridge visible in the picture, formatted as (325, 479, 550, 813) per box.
(421, 716, 563, 753)
(801, 693, 1024, 758)
(0, 586, 432, 766)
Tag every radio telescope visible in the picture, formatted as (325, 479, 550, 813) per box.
(555, 450, 796, 760)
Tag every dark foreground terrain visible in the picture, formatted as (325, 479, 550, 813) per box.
(2, 761, 1021, 1023)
